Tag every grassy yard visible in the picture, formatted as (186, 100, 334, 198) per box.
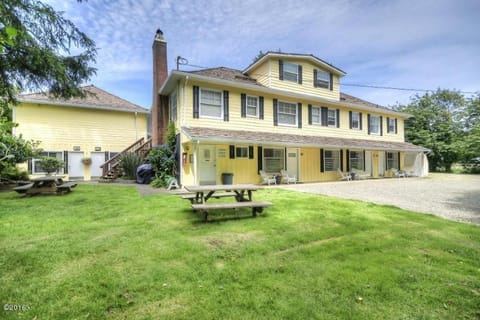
(1, 184, 479, 319)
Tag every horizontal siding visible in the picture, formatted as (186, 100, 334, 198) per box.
(15, 103, 148, 153)
(249, 58, 340, 100)
(181, 81, 404, 142)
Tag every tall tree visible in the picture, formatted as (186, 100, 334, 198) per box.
(459, 93, 480, 166)
(396, 89, 465, 172)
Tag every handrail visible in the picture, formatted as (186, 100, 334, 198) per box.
(100, 137, 145, 170)
(100, 137, 152, 177)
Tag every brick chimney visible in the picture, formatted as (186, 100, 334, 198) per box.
(151, 29, 169, 146)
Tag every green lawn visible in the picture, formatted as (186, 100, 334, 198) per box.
(1, 185, 479, 319)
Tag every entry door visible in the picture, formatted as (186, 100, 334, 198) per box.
(371, 151, 379, 178)
(286, 148, 299, 179)
(68, 152, 84, 178)
(198, 145, 216, 185)
(365, 151, 372, 175)
(90, 152, 105, 177)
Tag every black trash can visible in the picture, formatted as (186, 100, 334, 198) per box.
(221, 173, 234, 185)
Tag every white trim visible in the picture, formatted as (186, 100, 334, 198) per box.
(246, 95, 259, 118)
(199, 87, 223, 120)
(277, 100, 298, 127)
(351, 111, 361, 130)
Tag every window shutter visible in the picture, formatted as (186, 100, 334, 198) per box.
(257, 146, 263, 173)
(385, 152, 388, 170)
(340, 150, 344, 171)
(321, 107, 328, 126)
(298, 65, 303, 84)
(241, 93, 246, 118)
(359, 112, 363, 130)
(398, 152, 401, 169)
(349, 111, 352, 129)
(64, 151, 69, 174)
(380, 116, 383, 136)
(320, 149, 324, 172)
(273, 99, 278, 126)
(395, 118, 398, 134)
(336, 109, 340, 128)
(329, 73, 333, 91)
(279, 60, 284, 80)
(363, 150, 366, 171)
(259, 96, 264, 119)
(193, 86, 199, 118)
(229, 145, 235, 159)
(308, 104, 312, 125)
(28, 159, 32, 173)
(387, 117, 390, 133)
(223, 90, 229, 121)
(249, 146, 254, 159)
(297, 103, 302, 128)
(346, 149, 350, 172)
(367, 114, 371, 135)
(313, 69, 318, 87)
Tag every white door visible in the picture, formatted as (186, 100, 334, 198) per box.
(286, 148, 299, 179)
(68, 152, 84, 178)
(378, 151, 385, 176)
(365, 151, 372, 175)
(90, 152, 105, 177)
(198, 145, 216, 185)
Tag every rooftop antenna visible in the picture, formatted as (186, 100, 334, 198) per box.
(176, 56, 188, 70)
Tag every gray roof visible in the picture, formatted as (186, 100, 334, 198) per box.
(17, 85, 149, 114)
(182, 126, 428, 152)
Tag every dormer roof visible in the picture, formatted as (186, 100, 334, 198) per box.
(243, 52, 346, 77)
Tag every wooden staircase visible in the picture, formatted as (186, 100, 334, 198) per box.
(99, 137, 152, 182)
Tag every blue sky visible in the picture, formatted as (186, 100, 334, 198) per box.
(45, 0, 479, 109)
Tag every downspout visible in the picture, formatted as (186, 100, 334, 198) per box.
(193, 140, 199, 185)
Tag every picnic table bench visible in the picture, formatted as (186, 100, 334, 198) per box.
(183, 184, 272, 221)
(13, 176, 77, 196)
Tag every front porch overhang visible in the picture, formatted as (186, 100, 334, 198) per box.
(181, 126, 429, 153)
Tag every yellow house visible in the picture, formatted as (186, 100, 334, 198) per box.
(14, 85, 149, 180)
(151, 31, 428, 186)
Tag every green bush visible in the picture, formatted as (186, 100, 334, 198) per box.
(148, 121, 177, 188)
(0, 164, 29, 181)
(38, 157, 64, 175)
(120, 153, 144, 180)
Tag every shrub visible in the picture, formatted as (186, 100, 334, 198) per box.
(0, 164, 29, 181)
(120, 153, 144, 180)
(38, 157, 64, 175)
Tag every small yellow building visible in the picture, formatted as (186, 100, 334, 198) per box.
(150, 32, 428, 185)
(14, 85, 149, 180)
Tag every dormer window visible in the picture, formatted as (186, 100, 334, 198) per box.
(279, 60, 302, 84)
(314, 69, 333, 90)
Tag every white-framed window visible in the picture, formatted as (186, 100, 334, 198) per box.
(263, 148, 285, 172)
(283, 62, 299, 83)
(388, 118, 396, 133)
(170, 92, 177, 121)
(315, 70, 330, 89)
(200, 88, 223, 119)
(386, 152, 399, 170)
(369, 115, 381, 135)
(349, 150, 364, 171)
(32, 151, 64, 174)
(278, 101, 297, 126)
(327, 109, 337, 127)
(235, 146, 249, 158)
(246, 95, 259, 117)
(351, 111, 361, 130)
(311, 106, 321, 124)
(324, 149, 340, 172)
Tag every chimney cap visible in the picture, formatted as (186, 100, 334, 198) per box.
(155, 29, 165, 41)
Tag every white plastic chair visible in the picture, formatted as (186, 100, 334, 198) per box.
(259, 170, 277, 185)
(337, 169, 352, 181)
(280, 170, 296, 184)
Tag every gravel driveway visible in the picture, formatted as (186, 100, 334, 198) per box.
(279, 173, 480, 225)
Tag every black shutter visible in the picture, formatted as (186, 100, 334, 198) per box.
(259, 96, 264, 119)
(223, 90, 229, 121)
(241, 93, 246, 118)
(320, 149, 324, 172)
(308, 104, 313, 125)
(298, 65, 303, 84)
(229, 145, 235, 159)
(104, 151, 109, 161)
(64, 151, 68, 174)
(346, 149, 350, 172)
(349, 111, 352, 129)
(257, 146, 263, 172)
(313, 69, 318, 87)
(279, 60, 284, 80)
(398, 152, 401, 170)
(395, 118, 398, 134)
(273, 99, 278, 126)
(359, 112, 363, 130)
(387, 117, 390, 133)
(297, 103, 302, 128)
(249, 146, 254, 159)
(367, 114, 371, 135)
(193, 86, 199, 118)
(321, 107, 328, 126)
(363, 150, 366, 171)
(28, 159, 32, 174)
(340, 149, 344, 171)
(380, 116, 383, 136)
(385, 152, 388, 170)
(329, 73, 333, 91)
(336, 109, 340, 128)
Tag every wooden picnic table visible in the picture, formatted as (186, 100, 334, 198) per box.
(183, 184, 272, 221)
(13, 176, 77, 196)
